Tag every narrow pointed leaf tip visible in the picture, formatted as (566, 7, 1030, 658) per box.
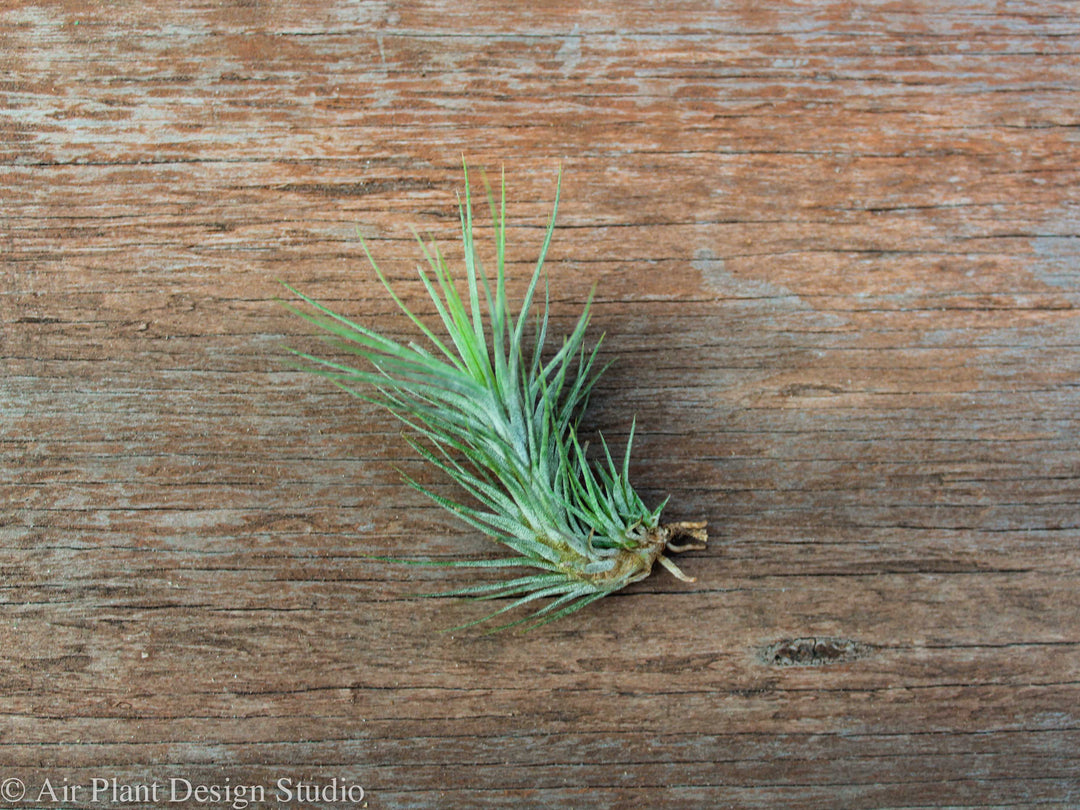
(282, 164, 706, 630)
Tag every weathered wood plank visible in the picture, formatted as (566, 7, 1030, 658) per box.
(2, 0, 1078, 807)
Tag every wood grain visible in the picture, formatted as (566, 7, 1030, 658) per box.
(2, 1, 1078, 807)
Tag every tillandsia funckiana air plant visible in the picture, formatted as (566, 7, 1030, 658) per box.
(283, 163, 707, 631)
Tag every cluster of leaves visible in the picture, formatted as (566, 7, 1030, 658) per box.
(283, 165, 667, 631)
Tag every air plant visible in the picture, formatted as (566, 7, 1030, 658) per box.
(282, 163, 706, 631)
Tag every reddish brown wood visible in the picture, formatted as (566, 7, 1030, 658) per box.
(2, 1, 1078, 807)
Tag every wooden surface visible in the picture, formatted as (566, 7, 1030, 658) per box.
(2, 1, 1079, 807)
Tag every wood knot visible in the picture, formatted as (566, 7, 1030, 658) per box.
(761, 637, 869, 667)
